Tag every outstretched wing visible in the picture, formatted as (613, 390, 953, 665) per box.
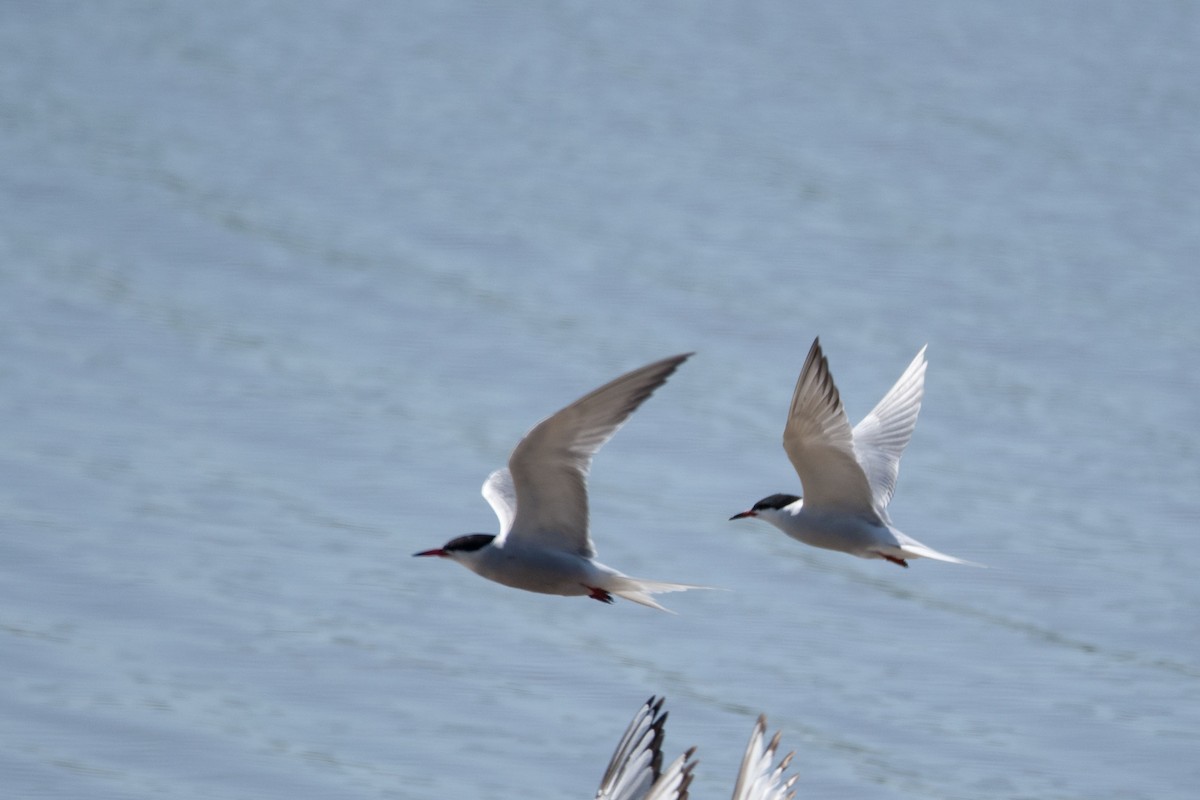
(731, 716, 798, 800)
(851, 345, 926, 511)
(596, 697, 668, 800)
(498, 354, 692, 557)
(781, 339, 876, 516)
(596, 696, 697, 800)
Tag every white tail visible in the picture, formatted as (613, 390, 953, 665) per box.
(608, 576, 714, 613)
(895, 536, 985, 567)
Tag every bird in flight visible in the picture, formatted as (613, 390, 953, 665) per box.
(731, 338, 977, 568)
(415, 354, 708, 611)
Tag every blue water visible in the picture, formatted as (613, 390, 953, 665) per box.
(2, 2, 1197, 798)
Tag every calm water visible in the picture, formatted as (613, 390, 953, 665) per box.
(2, 2, 1197, 798)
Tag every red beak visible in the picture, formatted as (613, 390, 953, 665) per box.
(413, 548, 448, 558)
(729, 510, 757, 520)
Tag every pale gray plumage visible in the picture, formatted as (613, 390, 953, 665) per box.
(597, 698, 796, 800)
(492, 353, 691, 558)
(782, 339, 878, 518)
(734, 337, 978, 567)
(731, 716, 798, 800)
(849, 344, 927, 514)
(595, 696, 696, 800)
(417, 354, 710, 610)
(642, 752, 697, 800)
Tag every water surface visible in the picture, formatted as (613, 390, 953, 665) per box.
(1, 2, 1197, 798)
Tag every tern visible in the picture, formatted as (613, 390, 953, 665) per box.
(731, 338, 976, 568)
(595, 696, 797, 800)
(415, 354, 706, 611)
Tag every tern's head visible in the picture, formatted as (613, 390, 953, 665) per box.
(729, 493, 802, 522)
(413, 533, 496, 562)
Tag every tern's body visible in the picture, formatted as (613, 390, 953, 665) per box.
(596, 696, 797, 800)
(444, 531, 658, 600)
(732, 338, 975, 568)
(416, 354, 705, 611)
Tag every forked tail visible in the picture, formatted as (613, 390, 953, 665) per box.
(898, 540, 985, 568)
(607, 576, 714, 613)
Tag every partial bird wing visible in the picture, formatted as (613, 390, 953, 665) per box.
(480, 468, 518, 536)
(730, 716, 798, 800)
(499, 354, 691, 556)
(643, 749, 697, 800)
(595, 697, 669, 800)
(851, 345, 927, 511)
(782, 339, 876, 515)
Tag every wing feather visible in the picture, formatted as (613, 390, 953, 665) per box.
(731, 716, 798, 800)
(643, 749, 697, 800)
(851, 345, 927, 510)
(595, 697, 668, 800)
(480, 468, 517, 535)
(498, 354, 691, 556)
(782, 339, 876, 516)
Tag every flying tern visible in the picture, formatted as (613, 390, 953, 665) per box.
(731, 338, 976, 568)
(415, 354, 707, 611)
(596, 696, 798, 800)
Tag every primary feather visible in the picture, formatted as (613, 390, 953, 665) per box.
(782, 338, 877, 517)
(496, 353, 691, 557)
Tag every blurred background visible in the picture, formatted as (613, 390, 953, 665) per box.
(1, 2, 1197, 798)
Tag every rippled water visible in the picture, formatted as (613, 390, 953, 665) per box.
(2, 2, 1197, 798)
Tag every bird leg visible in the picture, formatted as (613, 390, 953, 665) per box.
(881, 554, 909, 568)
(585, 586, 615, 604)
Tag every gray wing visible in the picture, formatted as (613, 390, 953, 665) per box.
(851, 345, 927, 511)
(781, 339, 876, 516)
(595, 697, 669, 800)
(499, 353, 691, 556)
(481, 468, 517, 535)
(730, 716, 798, 800)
